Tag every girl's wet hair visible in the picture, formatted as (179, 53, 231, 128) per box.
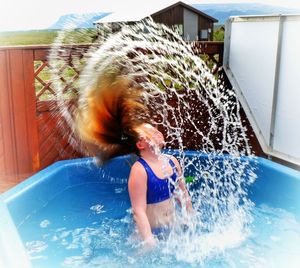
(75, 71, 151, 163)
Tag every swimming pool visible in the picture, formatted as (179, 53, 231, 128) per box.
(0, 151, 300, 268)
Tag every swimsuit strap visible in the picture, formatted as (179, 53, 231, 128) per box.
(137, 158, 152, 174)
(138, 157, 177, 177)
(168, 158, 177, 174)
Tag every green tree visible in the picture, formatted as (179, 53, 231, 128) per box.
(213, 26, 224, 41)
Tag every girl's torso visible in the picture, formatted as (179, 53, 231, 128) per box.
(146, 198, 175, 228)
(137, 155, 178, 228)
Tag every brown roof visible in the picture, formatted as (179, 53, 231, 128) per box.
(151, 1, 218, 23)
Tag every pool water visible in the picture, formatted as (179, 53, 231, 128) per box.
(1, 153, 300, 268)
(20, 182, 131, 268)
(19, 181, 300, 268)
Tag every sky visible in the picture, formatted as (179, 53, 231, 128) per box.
(0, 0, 299, 32)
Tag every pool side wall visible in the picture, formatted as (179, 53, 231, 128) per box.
(0, 152, 300, 267)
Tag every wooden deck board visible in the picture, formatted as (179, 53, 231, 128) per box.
(0, 181, 17, 194)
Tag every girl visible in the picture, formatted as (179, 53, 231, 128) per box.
(128, 123, 193, 248)
(75, 74, 193, 248)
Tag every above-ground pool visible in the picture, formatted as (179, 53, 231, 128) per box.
(0, 151, 300, 268)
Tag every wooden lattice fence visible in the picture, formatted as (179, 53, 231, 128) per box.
(0, 41, 231, 188)
(33, 45, 90, 170)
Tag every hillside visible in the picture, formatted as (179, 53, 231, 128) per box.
(49, 3, 300, 29)
(49, 12, 111, 29)
(194, 3, 300, 24)
(1, 2, 299, 45)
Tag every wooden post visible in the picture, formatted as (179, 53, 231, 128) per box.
(0, 48, 40, 183)
(0, 49, 18, 182)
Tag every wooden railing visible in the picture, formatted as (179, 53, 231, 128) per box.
(0, 42, 226, 187)
(190, 41, 224, 74)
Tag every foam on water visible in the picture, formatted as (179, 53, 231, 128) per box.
(47, 17, 258, 264)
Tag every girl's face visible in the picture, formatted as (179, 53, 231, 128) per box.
(135, 124, 165, 153)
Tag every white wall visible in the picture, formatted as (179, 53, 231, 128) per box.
(273, 19, 300, 159)
(224, 15, 300, 166)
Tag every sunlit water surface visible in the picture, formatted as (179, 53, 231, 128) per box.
(19, 181, 300, 268)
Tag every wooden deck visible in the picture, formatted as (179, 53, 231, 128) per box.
(0, 172, 33, 193)
(0, 181, 17, 194)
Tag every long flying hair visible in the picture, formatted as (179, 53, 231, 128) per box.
(75, 71, 150, 163)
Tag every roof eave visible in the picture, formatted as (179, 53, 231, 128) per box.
(151, 1, 218, 23)
(94, 19, 140, 24)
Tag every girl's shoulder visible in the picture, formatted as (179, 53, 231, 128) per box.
(129, 160, 147, 181)
(131, 158, 150, 174)
(131, 159, 144, 170)
(164, 154, 179, 164)
(164, 154, 182, 175)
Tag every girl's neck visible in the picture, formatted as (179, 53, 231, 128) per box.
(140, 149, 162, 162)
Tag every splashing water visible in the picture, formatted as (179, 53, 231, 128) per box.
(48, 18, 257, 265)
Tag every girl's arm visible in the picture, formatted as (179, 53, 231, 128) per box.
(170, 156, 194, 214)
(177, 177, 194, 213)
(128, 162, 155, 246)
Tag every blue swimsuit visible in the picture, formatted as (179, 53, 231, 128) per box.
(136, 157, 179, 239)
(137, 157, 178, 204)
